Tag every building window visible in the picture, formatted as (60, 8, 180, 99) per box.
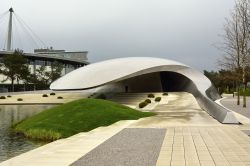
(29, 60, 34, 65)
(35, 60, 45, 66)
(46, 61, 52, 66)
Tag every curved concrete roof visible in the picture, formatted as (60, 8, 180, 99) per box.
(50, 57, 238, 124)
(50, 57, 209, 91)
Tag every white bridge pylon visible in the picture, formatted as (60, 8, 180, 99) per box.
(0, 7, 46, 52)
(7, 7, 14, 51)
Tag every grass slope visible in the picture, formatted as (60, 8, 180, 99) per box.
(14, 98, 155, 141)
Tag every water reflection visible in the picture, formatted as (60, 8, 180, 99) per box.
(0, 105, 55, 162)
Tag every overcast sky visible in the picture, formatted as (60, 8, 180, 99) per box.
(0, 0, 235, 71)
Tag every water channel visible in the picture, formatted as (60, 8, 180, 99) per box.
(0, 105, 55, 162)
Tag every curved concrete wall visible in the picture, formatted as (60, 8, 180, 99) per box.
(165, 71, 237, 123)
(50, 57, 239, 124)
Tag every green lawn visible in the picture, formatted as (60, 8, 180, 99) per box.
(239, 88, 250, 96)
(14, 98, 155, 141)
(224, 88, 250, 96)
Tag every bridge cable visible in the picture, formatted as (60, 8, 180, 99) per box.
(0, 12, 8, 50)
(14, 13, 47, 48)
(13, 14, 40, 49)
(0, 10, 9, 20)
(13, 15, 23, 49)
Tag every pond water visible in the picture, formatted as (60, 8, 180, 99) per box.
(0, 105, 55, 162)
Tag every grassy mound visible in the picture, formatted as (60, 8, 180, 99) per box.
(14, 98, 155, 141)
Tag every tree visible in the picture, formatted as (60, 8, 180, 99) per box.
(204, 70, 236, 94)
(218, 0, 250, 107)
(50, 61, 64, 82)
(31, 61, 63, 90)
(236, 0, 250, 107)
(204, 70, 220, 87)
(0, 49, 30, 92)
(32, 65, 50, 90)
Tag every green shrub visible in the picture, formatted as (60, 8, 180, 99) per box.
(0, 96, 6, 99)
(7, 95, 11, 98)
(57, 96, 63, 99)
(155, 97, 161, 102)
(163, 92, 168, 96)
(50, 92, 56, 96)
(17, 98, 23, 101)
(88, 93, 95, 98)
(42, 94, 48, 97)
(148, 94, 155, 98)
(139, 101, 148, 108)
(145, 99, 151, 103)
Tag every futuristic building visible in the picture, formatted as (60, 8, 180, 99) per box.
(50, 57, 239, 124)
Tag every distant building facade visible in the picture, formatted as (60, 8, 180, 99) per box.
(0, 48, 89, 92)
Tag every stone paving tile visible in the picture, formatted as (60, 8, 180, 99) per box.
(244, 162, 250, 166)
(156, 126, 250, 166)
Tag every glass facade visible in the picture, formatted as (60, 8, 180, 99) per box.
(31, 60, 57, 66)
(46, 61, 51, 66)
(29, 60, 34, 65)
(29, 59, 84, 75)
(35, 60, 45, 66)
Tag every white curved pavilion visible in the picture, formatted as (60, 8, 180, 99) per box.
(50, 57, 238, 124)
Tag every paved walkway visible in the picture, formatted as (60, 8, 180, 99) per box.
(130, 93, 219, 127)
(220, 96, 250, 119)
(157, 126, 250, 166)
(2, 92, 250, 166)
(71, 128, 166, 166)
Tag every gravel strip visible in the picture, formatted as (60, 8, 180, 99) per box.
(71, 128, 166, 166)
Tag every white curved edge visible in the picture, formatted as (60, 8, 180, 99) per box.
(216, 98, 248, 124)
